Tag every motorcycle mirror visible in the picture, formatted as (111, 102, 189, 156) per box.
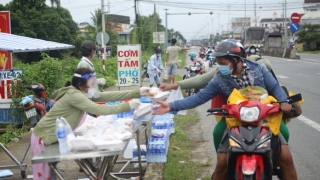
(287, 93, 302, 103)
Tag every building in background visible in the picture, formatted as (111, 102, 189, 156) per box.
(107, 14, 130, 43)
(303, 0, 320, 11)
(259, 18, 290, 32)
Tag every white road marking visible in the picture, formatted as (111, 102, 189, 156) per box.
(296, 73, 311, 77)
(276, 75, 289, 78)
(297, 115, 320, 133)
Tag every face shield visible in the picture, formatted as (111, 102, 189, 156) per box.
(74, 73, 100, 98)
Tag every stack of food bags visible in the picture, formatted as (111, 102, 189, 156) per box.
(69, 115, 134, 151)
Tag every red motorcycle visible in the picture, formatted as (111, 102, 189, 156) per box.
(207, 93, 302, 180)
(21, 83, 54, 126)
(199, 50, 206, 59)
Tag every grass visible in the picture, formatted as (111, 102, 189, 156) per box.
(162, 77, 206, 179)
(163, 109, 200, 180)
(178, 51, 187, 69)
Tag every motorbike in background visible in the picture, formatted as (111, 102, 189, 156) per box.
(207, 54, 216, 67)
(183, 59, 204, 96)
(199, 50, 206, 59)
(207, 93, 302, 180)
(20, 83, 54, 127)
(141, 60, 150, 82)
(141, 60, 162, 82)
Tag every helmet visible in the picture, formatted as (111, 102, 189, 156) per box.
(189, 52, 197, 58)
(223, 39, 243, 49)
(212, 41, 241, 58)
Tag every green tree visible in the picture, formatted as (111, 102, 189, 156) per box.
(83, 9, 120, 56)
(296, 24, 320, 51)
(2, 0, 78, 62)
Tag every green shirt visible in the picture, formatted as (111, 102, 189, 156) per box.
(177, 67, 218, 90)
(33, 86, 141, 145)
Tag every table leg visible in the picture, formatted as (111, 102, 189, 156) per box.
(136, 129, 143, 180)
(104, 155, 119, 179)
(144, 125, 148, 145)
(49, 163, 64, 180)
(75, 160, 97, 180)
(97, 155, 114, 179)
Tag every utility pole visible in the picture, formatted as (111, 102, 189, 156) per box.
(101, 0, 106, 70)
(134, 0, 139, 44)
(282, 0, 287, 58)
(154, 4, 157, 32)
(165, 9, 168, 49)
(244, 0, 246, 44)
(254, 0, 257, 26)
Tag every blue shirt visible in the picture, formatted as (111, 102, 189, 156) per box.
(169, 59, 288, 111)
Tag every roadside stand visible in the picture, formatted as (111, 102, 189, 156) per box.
(0, 32, 74, 178)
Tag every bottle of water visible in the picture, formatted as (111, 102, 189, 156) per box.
(151, 144, 156, 162)
(171, 119, 175, 133)
(160, 144, 166, 162)
(155, 144, 160, 162)
(146, 143, 152, 162)
(132, 145, 138, 159)
(56, 118, 68, 154)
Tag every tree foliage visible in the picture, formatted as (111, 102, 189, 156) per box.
(0, 0, 78, 62)
(296, 24, 320, 51)
(131, 13, 187, 51)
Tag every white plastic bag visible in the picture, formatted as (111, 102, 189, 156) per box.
(166, 87, 187, 115)
(163, 70, 168, 80)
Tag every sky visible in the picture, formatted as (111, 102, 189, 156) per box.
(0, 0, 306, 41)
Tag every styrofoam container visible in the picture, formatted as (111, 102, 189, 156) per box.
(133, 103, 153, 119)
(68, 138, 96, 151)
(94, 140, 123, 150)
(150, 91, 170, 101)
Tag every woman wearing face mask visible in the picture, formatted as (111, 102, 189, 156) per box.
(31, 68, 150, 180)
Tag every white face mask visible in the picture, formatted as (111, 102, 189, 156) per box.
(84, 88, 96, 98)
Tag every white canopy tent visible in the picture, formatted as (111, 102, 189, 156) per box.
(0, 32, 74, 53)
(0, 32, 75, 87)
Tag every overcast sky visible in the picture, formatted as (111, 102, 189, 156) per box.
(0, 0, 305, 40)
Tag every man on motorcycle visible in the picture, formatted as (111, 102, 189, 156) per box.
(155, 41, 297, 180)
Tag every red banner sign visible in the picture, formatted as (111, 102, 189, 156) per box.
(0, 11, 12, 70)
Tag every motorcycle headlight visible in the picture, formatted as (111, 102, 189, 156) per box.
(257, 139, 270, 149)
(229, 138, 241, 148)
(239, 106, 260, 123)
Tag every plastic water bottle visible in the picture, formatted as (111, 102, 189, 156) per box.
(56, 119, 68, 154)
(160, 144, 167, 162)
(155, 144, 160, 162)
(133, 145, 138, 158)
(124, 139, 136, 159)
(171, 119, 175, 133)
(150, 144, 155, 162)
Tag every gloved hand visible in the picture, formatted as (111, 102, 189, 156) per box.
(97, 78, 106, 85)
(156, 68, 161, 74)
(129, 99, 141, 109)
(140, 87, 150, 96)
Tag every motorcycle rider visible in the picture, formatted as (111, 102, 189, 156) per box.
(155, 41, 297, 180)
(147, 48, 164, 88)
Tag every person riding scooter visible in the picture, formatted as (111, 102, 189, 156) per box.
(155, 41, 298, 180)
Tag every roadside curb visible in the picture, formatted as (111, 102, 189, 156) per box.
(264, 55, 320, 64)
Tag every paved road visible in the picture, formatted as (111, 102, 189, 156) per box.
(265, 55, 320, 179)
(298, 53, 320, 63)
(180, 47, 320, 179)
